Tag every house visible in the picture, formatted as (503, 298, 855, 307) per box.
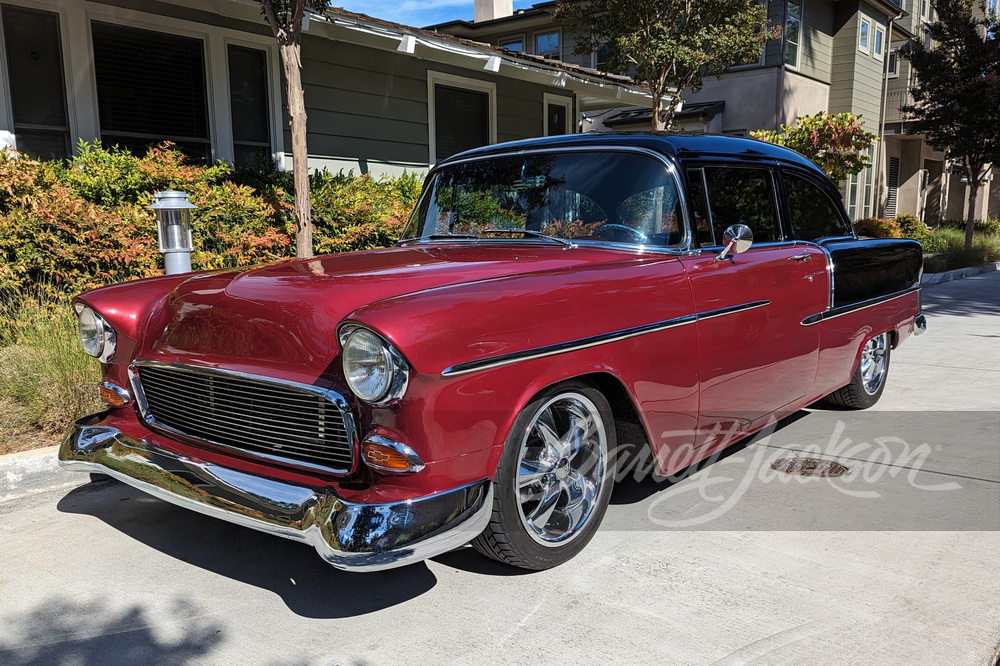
(0, 0, 651, 176)
(433, 0, 997, 224)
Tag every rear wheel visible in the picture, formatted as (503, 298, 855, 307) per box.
(823, 331, 891, 409)
(472, 382, 615, 570)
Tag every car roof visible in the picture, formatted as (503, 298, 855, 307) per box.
(438, 132, 825, 178)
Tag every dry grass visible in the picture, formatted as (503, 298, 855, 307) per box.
(0, 293, 102, 455)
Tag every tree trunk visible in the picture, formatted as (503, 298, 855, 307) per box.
(651, 93, 666, 132)
(279, 41, 313, 259)
(965, 178, 978, 251)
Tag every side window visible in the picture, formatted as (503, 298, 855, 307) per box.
(784, 173, 850, 240)
(687, 167, 715, 247)
(615, 185, 683, 245)
(701, 167, 780, 244)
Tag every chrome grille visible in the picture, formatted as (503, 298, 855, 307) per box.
(133, 363, 354, 473)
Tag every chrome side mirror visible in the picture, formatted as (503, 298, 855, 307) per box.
(716, 224, 753, 261)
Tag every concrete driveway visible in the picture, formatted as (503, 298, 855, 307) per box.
(1, 273, 998, 665)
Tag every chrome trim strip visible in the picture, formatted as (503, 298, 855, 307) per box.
(801, 286, 921, 326)
(815, 243, 836, 309)
(59, 415, 492, 572)
(441, 300, 771, 377)
(129, 361, 358, 477)
(362, 435, 426, 473)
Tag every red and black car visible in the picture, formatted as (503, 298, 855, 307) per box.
(60, 133, 925, 571)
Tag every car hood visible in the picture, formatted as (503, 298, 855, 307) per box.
(142, 243, 637, 372)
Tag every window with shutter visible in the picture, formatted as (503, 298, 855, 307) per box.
(434, 84, 489, 161)
(91, 21, 210, 161)
(1, 5, 70, 160)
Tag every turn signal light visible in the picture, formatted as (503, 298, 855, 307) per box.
(99, 382, 132, 407)
(361, 437, 424, 474)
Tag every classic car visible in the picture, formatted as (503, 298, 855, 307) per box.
(59, 133, 926, 571)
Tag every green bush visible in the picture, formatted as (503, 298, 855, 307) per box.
(940, 217, 1000, 235)
(0, 142, 423, 298)
(923, 228, 1000, 272)
(853, 217, 902, 238)
(896, 213, 929, 240)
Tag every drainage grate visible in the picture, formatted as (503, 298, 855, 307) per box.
(770, 457, 850, 477)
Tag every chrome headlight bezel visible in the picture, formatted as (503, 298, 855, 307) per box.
(74, 303, 117, 363)
(338, 325, 409, 405)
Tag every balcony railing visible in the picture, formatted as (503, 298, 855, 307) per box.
(885, 88, 916, 124)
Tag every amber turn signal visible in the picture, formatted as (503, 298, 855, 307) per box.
(361, 437, 424, 474)
(99, 382, 132, 407)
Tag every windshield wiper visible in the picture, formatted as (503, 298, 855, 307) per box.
(479, 228, 575, 248)
(397, 233, 478, 245)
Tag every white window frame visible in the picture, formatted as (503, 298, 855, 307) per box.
(873, 24, 885, 59)
(0, 0, 80, 152)
(542, 92, 572, 136)
(427, 70, 497, 165)
(887, 49, 899, 77)
(533, 28, 561, 60)
(784, 0, 802, 69)
(859, 17, 871, 53)
(1, 0, 284, 164)
(498, 34, 525, 52)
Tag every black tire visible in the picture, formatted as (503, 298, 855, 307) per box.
(472, 381, 616, 570)
(823, 331, 891, 409)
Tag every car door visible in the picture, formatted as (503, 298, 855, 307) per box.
(681, 163, 828, 447)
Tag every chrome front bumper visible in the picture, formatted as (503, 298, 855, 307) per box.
(59, 414, 492, 572)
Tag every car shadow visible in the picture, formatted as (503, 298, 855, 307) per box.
(56, 481, 437, 619)
(610, 410, 811, 505)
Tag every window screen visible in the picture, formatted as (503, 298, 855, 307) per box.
(91, 21, 210, 160)
(434, 84, 489, 161)
(2, 5, 69, 159)
(784, 173, 850, 240)
(228, 45, 271, 168)
(699, 167, 780, 244)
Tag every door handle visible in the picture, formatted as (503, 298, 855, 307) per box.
(789, 253, 812, 262)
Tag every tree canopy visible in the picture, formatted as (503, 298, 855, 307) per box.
(752, 112, 879, 182)
(900, 0, 1000, 248)
(555, 0, 779, 130)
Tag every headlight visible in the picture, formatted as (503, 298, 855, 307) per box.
(75, 303, 116, 362)
(340, 326, 409, 404)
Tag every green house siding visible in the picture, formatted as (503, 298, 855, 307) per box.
(294, 33, 559, 168)
(828, 2, 885, 127)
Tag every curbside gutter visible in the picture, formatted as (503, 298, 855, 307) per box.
(922, 262, 1000, 286)
(0, 444, 89, 504)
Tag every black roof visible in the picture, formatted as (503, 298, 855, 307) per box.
(440, 132, 824, 177)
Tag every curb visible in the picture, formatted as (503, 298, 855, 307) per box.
(922, 262, 1000, 286)
(0, 444, 89, 503)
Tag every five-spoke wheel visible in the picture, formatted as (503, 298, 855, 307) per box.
(472, 382, 615, 569)
(822, 331, 891, 409)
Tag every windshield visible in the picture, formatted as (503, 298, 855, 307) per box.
(400, 151, 685, 247)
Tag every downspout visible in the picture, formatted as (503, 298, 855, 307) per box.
(775, 0, 788, 128)
(874, 10, 904, 217)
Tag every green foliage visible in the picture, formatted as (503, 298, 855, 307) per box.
(555, 0, 779, 130)
(0, 142, 422, 298)
(853, 217, 902, 238)
(923, 228, 1000, 271)
(900, 0, 1000, 249)
(0, 290, 102, 442)
(751, 112, 878, 181)
(940, 217, 1000, 235)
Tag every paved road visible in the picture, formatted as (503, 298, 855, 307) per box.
(1, 274, 998, 665)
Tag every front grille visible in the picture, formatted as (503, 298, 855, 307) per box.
(133, 363, 354, 474)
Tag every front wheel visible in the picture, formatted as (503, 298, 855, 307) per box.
(471, 382, 616, 570)
(822, 331, 891, 409)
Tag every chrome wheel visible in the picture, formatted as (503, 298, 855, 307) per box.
(515, 392, 608, 546)
(860, 332, 889, 395)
